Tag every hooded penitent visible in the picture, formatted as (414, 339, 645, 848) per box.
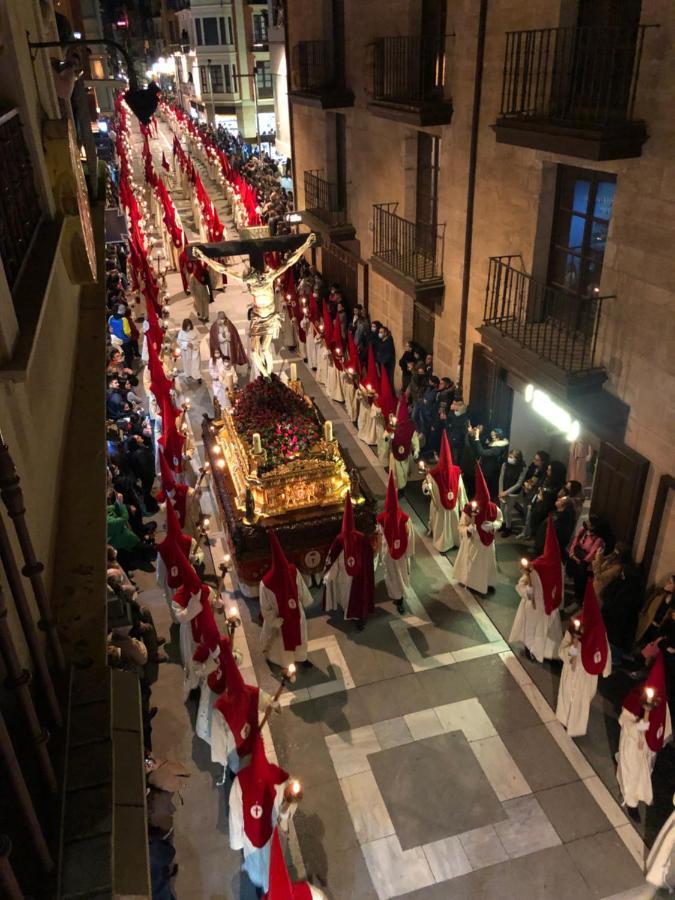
(466, 463, 498, 547)
(365, 344, 379, 394)
(622, 650, 669, 751)
(579, 578, 609, 676)
(236, 734, 288, 848)
(263, 827, 312, 900)
(156, 490, 193, 589)
(430, 432, 461, 510)
(214, 638, 260, 758)
(261, 531, 302, 652)
(531, 515, 563, 615)
(378, 366, 397, 426)
(157, 450, 189, 526)
(377, 471, 409, 560)
(391, 395, 416, 461)
(339, 492, 362, 577)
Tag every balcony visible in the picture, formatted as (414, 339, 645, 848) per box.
(0, 110, 42, 289)
(298, 170, 354, 241)
(493, 25, 657, 160)
(289, 40, 354, 109)
(368, 35, 452, 126)
(479, 255, 614, 395)
(370, 202, 444, 301)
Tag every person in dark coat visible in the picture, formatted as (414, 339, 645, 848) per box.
(470, 425, 510, 499)
(375, 324, 396, 385)
(533, 490, 577, 557)
(527, 460, 568, 538)
(601, 558, 642, 666)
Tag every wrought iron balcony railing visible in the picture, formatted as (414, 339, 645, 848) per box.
(0, 109, 42, 290)
(292, 40, 338, 93)
(304, 171, 346, 227)
(483, 255, 614, 374)
(372, 203, 444, 284)
(499, 24, 657, 126)
(373, 34, 447, 105)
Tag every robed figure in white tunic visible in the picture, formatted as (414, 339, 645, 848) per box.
(229, 735, 297, 892)
(170, 553, 211, 697)
(323, 492, 375, 626)
(176, 321, 201, 381)
(259, 531, 312, 668)
(377, 472, 415, 612)
(556, 580, 611, 737)
(302, 312, 317, 369)
(424, 432, 466, 552)
(616, 651, 671, 809)
(510, 515, 564, 663)
(194, 634, 241, 770)
(453, 463, 502, 594)
(376, 368, 397, 466)
(388, 396, 420, 490)
(341, 333, 360, 422)
(646, 792, 675, 890)
(266, 826, 329, 900)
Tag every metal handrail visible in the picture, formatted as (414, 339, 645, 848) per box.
(372, 202, 444, 283)
(499, 24, 658, 125)
(483, 255, 614, 373)
(372, 34, 448, 104)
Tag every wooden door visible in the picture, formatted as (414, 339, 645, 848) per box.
(413, 302, 435, 357)
(468, 345, 513, 433)
(590, 441, 649, 548)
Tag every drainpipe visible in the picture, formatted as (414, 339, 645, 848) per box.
(457, 0, 488, 392)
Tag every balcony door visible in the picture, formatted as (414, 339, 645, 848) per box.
(420, 0, 447, 100)
(557, 0, 643, 121)
(546, 166, 616, 336)
(415, 132, 440, 273)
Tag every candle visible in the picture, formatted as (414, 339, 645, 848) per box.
(290, 363, 297, 381)
(286, 293, 292, 301)
(216, 458, 226, 470)
(212, 444, 222, 456)
(645, 687, 655, 702)
(323, 420, 333, 442)
(173, 348, 181, 359)
(252, 432, 262, 454)
(201, 516, 210, 530)
(347, 366, 354, 375)
(520, 557, 529, 569)
(470, 501, 478, 513)
(418, 460, 427, 473)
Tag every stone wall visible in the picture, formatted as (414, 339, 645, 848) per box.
(287, 0, 675, 568)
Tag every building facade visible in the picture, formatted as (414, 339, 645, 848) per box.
(0, 1, 149, 894)
(284, 0, 675, 582)
(168, 0, 275, 139)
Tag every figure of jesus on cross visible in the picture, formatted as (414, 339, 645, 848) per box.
(189, 231, 318, 379)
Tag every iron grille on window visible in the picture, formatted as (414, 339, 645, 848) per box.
(304, 171, 346, 226)
(292, 41, 336, 92)
(0, 110, 42, 289)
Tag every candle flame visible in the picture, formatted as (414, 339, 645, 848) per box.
(645, 687, 655, 700)
(224, 552, 231, 564)
(228, 605, 238, 618)
(212, 445, 222, 455)
(287, 663, 296, 675)
(202, 516, 210, 528)
(216, 458, 226, 469)
(291, 780, 301, 795)
(573, 618, 581, 630)
(520, 558, 529, 568)
(203, 461, 211, 471)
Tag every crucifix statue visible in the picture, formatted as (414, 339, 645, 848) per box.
(188, 232, 318, 378)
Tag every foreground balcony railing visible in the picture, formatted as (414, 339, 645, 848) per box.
(373, 34, 447, 105)
(304, 170, 346, 227)
(483, 255, 614, 374)
(0, 109, 42, 289)
(372, 203, 444, 284)
(499, 24, 656, 127)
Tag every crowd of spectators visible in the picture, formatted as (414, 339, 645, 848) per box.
(104, 239, 180, 897)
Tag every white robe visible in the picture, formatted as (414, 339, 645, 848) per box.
(323, 550, 354, 619)
(155, 554, 177, 615)
(327, 360, 345, 402)
(342, 373, 358, 421)
(509, 570, 563, 663)
(374, 410, 388, 464)
(453, 509, 503, 594)
(141, 319, 150, 363)
(555, 633, 611, 737)
(357, 394, 378, 445)
(317, 345, 330, 386)
(646, 803, 675, 889)
(170, 591, 203, 697)
(177, 328, 201, 380)
(228, 779, 296, 891)
(616, 706, 671, 808)
(426, 474, 467, 552)
(388, 432, 420, 490)
(378, 521, 414, 600)
(304, 320, 317, 369)
(259, 572, 313, 667)
(209, 357, 235, 410)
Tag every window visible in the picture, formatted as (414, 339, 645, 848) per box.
(209, 65, 224, 93)
(228, 17, 234, 45)
(548, 166, 616, 299)
(255, 60, 273, 98)
(223, 64, 232, 93)
(198, 66, 207, 93)
(219, 16, 226, 45)
(202, 17, 220, 46)
(253, 12, 268, 45)
(416, 132, 440, 229)
(195, 18, 203, 45)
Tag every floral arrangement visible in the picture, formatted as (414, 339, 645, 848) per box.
(232, 375, 322, 466)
